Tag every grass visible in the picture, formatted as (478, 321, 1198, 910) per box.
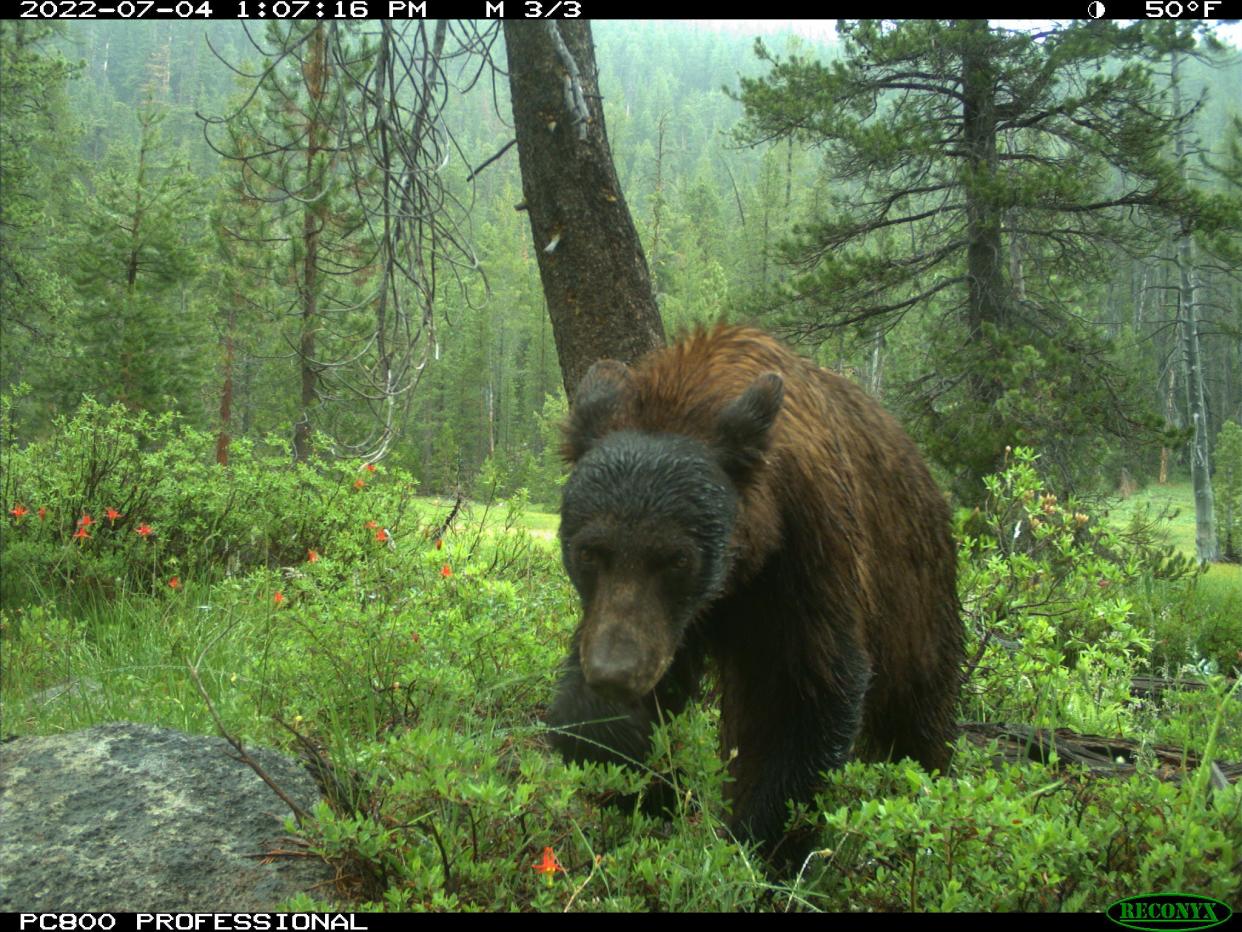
(1, 578, 302, 743)
(411, 495, 559, 539)
(1101, 480, 1240, 675)
(1106, 480, 1240, 570)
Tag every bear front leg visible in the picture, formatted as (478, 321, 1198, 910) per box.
(547, 628, 706, 770)
(721, 640, 871, 872)
(546, 643, 655, 769)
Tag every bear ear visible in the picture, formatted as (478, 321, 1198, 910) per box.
(715, 372, 784, 484)
(562, 360, 635, 463)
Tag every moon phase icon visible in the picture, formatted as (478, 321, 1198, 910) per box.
(1088, 0, 1105, 16)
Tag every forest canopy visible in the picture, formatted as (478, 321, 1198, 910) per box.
(1, 19, 1239, 515)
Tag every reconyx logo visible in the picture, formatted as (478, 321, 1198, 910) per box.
(1107, 894, 1232, 931)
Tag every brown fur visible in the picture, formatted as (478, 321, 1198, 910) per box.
(550, 324, 963, 867)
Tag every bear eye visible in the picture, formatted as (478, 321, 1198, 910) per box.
(577, 544, 605, 567)
(670, 551, 691, 571)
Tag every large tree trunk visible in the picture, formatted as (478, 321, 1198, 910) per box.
(504, 21, 664, 397)
(1177, 245, 1218, 561)
(958, 25, 1012, 490)
(1159, 354, 1177, 485)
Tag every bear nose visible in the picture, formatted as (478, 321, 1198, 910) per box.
(582, 640, 645, 705)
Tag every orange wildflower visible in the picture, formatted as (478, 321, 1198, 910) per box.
(533, 846, 564, 882)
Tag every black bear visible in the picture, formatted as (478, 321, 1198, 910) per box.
(547, 325, 963, 867)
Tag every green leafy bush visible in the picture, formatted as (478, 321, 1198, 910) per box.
(793, 751, 1240, 911)
(7, 415, 1238, 911)
(1, 393, 423, 607)
(957, 448, 1196, 732)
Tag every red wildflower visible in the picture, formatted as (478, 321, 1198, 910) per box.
(440, 565, 452, 579)
(73, 527, 90, 540)
(354, 479, 366, 490)
(37, 507, 46, 521)
(9, 504, 28, 519)
(375, 528, 389, 542)
(273, 591, 285, 605)
(533, 847, 564, 878)
(169, 576, 181, 590)
(365, 520, 379, 529)
(136, 524, 153, 538)
(364, 463, 377, 473)
(77, 514, 93, 528)
(106, 507, 122, 523)
(307, 549, 319, 563)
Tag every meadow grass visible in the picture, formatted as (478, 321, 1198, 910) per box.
(1106, 480, 1240, 574)
(1101, 480, 1240, 675)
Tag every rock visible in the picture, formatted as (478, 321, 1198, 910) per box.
(0, 722, 335, 911)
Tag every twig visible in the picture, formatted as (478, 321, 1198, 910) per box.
(466, 138, 517, 183)
(564, 854, 601, 912)
(432, 490, 464, 545)
(188, 624, 312, 824)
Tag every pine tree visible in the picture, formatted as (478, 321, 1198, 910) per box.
(733, 21, 1232, 497)
(68, 103, 205, 416)
(0, 23, 80, 424)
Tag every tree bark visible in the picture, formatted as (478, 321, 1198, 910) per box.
(504, 21, 664, 397)
(216, 301, 235, 467)
(1159, 334, 1178, 485)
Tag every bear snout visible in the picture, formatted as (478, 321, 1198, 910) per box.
(580, 624, 664, 705)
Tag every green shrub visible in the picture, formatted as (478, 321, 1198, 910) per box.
(957, 448, 1196, 732)
(0, 393, 423, 607)
(791, 751, 1240, 911)
(8, 418, 1238, 911)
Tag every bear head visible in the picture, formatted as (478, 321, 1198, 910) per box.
(559, 360, 784, 705)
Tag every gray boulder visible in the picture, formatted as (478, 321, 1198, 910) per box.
(0, 721, 336, 911)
